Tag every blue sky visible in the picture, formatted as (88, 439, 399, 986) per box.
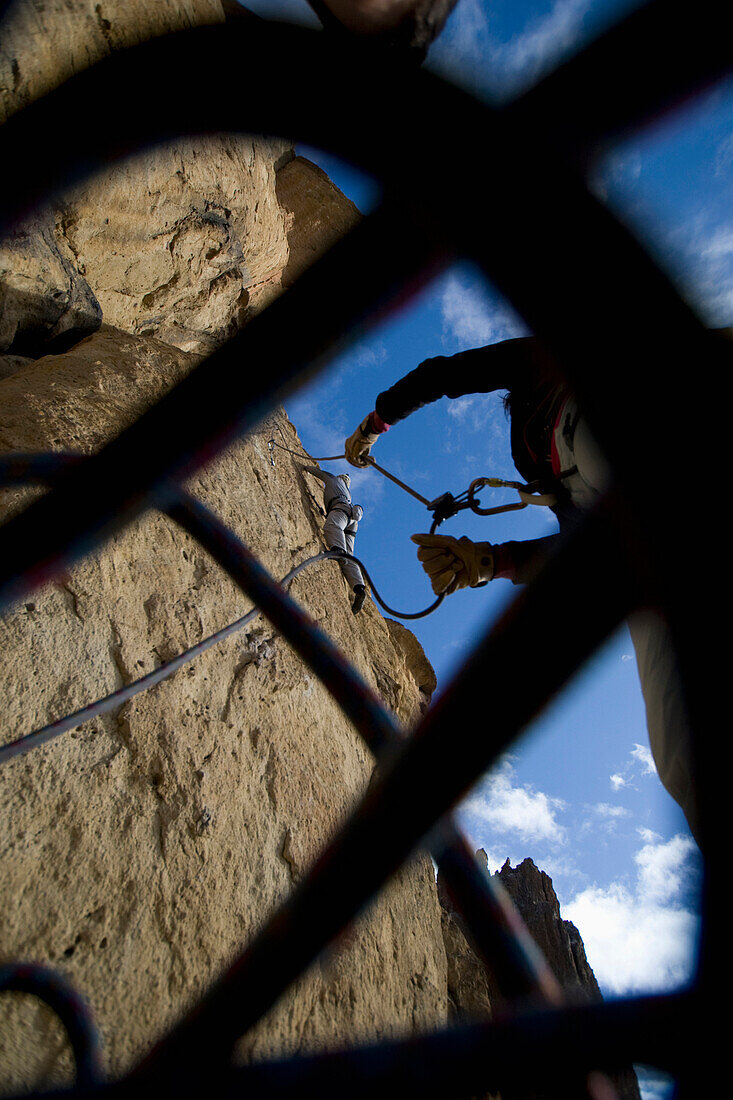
(239, 2, 730, 1093)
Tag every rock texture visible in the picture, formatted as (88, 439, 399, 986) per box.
(437, 855, 642, 1100)
(0, 211, 103, 357)
(275, 155, 363, 290)
(0, 4, 650, 1097)
(53, 135, 292, 356)
(494, 858, 602, 1004)
(0, 0, 225, 122)
(0, 0, 291, 358)
(0, 326, 447, 1090)
(0, 1, 450, 1090)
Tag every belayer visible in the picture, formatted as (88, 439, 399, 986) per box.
(344, 334, 700, 843)
(301, 465, 368, 614)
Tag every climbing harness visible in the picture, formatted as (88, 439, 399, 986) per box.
(268, 429, 575, 532)
(0, 454, 441, 767)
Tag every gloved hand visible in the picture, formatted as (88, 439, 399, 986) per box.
(345, 415, 381, 467)
(411, 534, 495, 595)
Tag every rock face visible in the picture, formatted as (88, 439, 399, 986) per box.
(437, 856, 642, 1100)
(53, 135, 292, 357)
(0, 0, 225, 122)
(0, 210, 104, 357)
(0, 4, 647, 1097)
(494, 858, 602, 1003)
(0, 328, 448, 1089)
(0, 0, 448, 1090)
(275, 155, 363, 290)
(0, 0, 291, 359)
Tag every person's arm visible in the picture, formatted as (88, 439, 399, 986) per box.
(300, 464, 328, 484)
(345, 337, 545, 465)
(411, 531, 561, 594)
(375, 337, 541, 425)
(493, 535, 562, 586)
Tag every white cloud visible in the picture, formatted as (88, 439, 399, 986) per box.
(340, 339, 388, 374)
(580, 802, 630, 837)
(281, 391, 387, 512)
(494, 0, 595, 91)
(630, 742, 655, 775)
(609, 741, 656, 792)
(699, 224, 733, 260)
(285, 396, 345, 460)
(446, 393, 498, 433)
(459, 758, 567, 844)
(231, 0, 320, 25)
(429, 0, 596, 100)
(564, 833, 700, 996)
(436, 0, 491, 63)
(715, 131, 733, 176)
(688, 222, 733, 321)
(591, 148, 643, 202)
(644, 214, 733, 327)
(438, 270, 521, 351)
(636, 1068, 676, 1100)
(593, 802, 629, 821)
(440, 274, 500, 348)
(634, 832, 697, 906)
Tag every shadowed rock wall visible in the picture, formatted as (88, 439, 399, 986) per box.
(0, 0, 291, 359)
(0, 326, 448, 1089)
(0, 1, 449, 1090)
(0, 4, 646, 1097)
(437, 855, 642, 1100)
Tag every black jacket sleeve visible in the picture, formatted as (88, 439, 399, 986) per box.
(495, 535, 561, 585)
(374, 336, 544, 425)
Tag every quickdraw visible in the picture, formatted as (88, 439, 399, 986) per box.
(267, 429, 573, 533)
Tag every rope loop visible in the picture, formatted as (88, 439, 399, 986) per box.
(0, 964, 102, 1089)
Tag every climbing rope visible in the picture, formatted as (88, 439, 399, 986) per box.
(0, 553, 321, 765)
(0, 546, 441, 766)
(267, 429, 566, 530)
(0, 963, 102, 1089)
(336, 549, 444, 620)
(267, 428, 433, 507)
(0, 455, 441, 767)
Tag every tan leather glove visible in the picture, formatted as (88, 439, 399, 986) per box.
(411, 534, 495, 595)
(345, 416, 381, 467)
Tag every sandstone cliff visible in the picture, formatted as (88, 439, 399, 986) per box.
(493, 858, 602, 1003)
(1, 4, 642, 1096)
(0, 0, 447, 1090)
(437, 856, 642, 1100)
(0, 331, 449, 1088)
(0, 0, 291, 360)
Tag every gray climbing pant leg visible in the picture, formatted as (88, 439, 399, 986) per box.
(324, 510, 364, 589)
(554, 401, 699, 842)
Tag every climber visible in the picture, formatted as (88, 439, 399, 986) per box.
(344, 334, 701, 844)
(301, 465, 368, 614)
(345, 335, 583, 589)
